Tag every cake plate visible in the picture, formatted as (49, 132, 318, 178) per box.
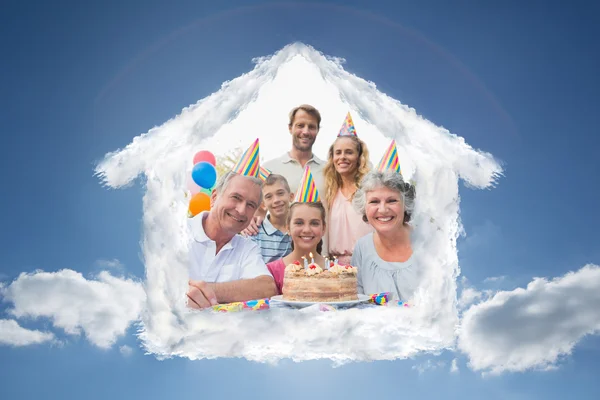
(269, 294, 371, 309)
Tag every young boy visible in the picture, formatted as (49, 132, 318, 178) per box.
(250, 174, 294, 263)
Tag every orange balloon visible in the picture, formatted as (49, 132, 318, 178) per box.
(188, 192, 211, 217)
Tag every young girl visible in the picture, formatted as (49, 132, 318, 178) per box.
(266, 201, 327, 295)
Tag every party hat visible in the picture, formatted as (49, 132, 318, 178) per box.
(258, 165, 272, 182)
(232, 138, 260, 178)
(338, 112, 357, 136)
(376, 140, 401, 173)
(294, 165, 321, 202)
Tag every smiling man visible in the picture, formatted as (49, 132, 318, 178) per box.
(187, 170, 278, 309)
(243, 104, 327, 237)
(263, 104, 326, 197)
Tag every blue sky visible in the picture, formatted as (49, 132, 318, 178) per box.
(1, 0, 599, 399)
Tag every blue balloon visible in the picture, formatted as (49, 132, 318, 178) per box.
(192, 161, 217, 189)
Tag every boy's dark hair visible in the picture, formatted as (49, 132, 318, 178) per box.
(264, 173, 291, 193)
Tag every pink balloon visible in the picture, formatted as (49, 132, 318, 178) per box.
(193, 150, 216, 166)
(186, 173, 201, 195)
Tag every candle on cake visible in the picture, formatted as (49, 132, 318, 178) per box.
(302, 256, 308, 269)
(310, 252, 314, 264)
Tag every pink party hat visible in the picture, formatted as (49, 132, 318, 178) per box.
(293, 165, 321, 202)
(376, 140, 401, 173)
(258, 165, 272, 182)
(232, 138, 260, 178)
(338, 112, 357, 137)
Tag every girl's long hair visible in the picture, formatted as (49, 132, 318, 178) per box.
(322, 136, 371, 209)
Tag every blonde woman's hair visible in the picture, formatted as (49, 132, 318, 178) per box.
(322, 136, 371, 209)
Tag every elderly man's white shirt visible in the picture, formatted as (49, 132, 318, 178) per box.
(189, 212, 272, 282)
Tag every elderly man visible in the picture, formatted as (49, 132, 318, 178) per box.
(244, 104, 327, 235)
(187, 170, 278, 309)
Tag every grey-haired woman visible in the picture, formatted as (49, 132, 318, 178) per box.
(351, 171, 417, 301)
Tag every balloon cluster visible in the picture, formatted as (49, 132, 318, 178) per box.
(187, 150, 217, 217)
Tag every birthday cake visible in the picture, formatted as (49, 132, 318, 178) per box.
(282, 260, 358, 302)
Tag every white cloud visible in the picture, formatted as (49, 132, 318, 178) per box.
(0, 319, 55, 347)
(119, 345, 133, 356)
(458, 287, 483, 310)
(3, 269, 146, 349)
(483, 276, 506, 284)
(95, 259, 124, 269)
(412, 359, 446, 374)
(457, 277, 492, 311)
(95, 42, 502, 362)
(458, 264, 600, 375)
(450, 358, 459, 373)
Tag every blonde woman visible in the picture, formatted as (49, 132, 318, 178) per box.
(322, 129, 373, 265)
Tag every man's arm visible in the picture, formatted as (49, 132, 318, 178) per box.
(187, 240, 277, 308)
(209, 275, 278, 303)
(187, 275, 277, 308)
(219, 239, 277, 301)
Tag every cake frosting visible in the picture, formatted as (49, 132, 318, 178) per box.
(282, 260, 358, 302)
(285, 261, 304, 272)
(328, 263, 357, 274)
(306, 263, 324, 276)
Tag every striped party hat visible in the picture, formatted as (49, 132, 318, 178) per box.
(258, 165, 272, 182)
(293, 165, 321, 202)
(376, 140, 401, 173)
(232, 138, 260, 178)
(338, 112, 357, 137)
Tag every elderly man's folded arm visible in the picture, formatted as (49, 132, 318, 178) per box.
(209, 275, 278, 303)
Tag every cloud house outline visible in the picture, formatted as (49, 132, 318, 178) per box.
(94, 42, 504, 364)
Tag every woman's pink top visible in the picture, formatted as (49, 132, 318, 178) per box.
(266, 258, 286, 295)
(328, 189, 374, 265)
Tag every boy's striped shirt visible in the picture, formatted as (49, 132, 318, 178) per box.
(250, 216, 292, 263)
